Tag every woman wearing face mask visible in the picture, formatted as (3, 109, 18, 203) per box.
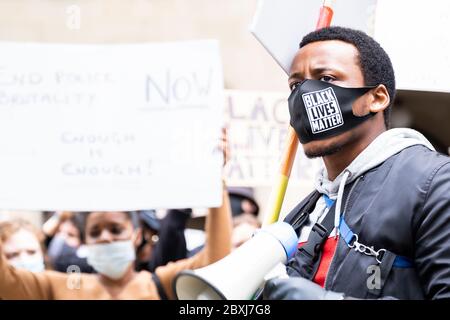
(0, 219, 46, 273)
(43, 212, 94, 273)
(0, 184, 232, 300)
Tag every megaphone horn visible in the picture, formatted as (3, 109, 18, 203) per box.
(174, 221, 298, 300)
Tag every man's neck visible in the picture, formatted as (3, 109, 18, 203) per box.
(323, 128, 386, 181)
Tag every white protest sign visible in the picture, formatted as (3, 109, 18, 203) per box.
(223, 90, 321, 187)
(374, 0, 450, 93)
(0, 40, 224, 211)
(250, 0, 377, 74)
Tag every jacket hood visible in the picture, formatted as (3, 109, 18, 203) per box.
(315, 128, 435, 198)
(313, 128, 435, 234)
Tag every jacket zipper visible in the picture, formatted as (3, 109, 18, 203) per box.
(323, 175, 363, 289)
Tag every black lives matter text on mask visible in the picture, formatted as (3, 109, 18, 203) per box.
(302, 87, 344, 134)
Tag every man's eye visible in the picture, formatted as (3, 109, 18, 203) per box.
(319, 75, 335, 82)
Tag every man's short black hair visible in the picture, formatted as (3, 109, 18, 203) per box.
(300, 26, 395, 129)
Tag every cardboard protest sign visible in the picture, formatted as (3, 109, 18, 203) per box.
(0, 40, 224, 211)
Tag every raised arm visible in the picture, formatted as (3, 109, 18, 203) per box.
(155, 182, 233, 299)
(0, 239, 53, 299)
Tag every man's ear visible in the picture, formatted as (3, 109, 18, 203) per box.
(369, 84, 390, 113)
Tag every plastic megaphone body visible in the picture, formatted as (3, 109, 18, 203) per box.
(174, 221, 297, 300)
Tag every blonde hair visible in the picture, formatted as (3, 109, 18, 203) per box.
(0, 219, 45, 248)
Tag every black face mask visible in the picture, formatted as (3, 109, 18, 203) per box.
(288, 79, 377, 144)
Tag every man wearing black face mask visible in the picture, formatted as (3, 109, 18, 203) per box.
(263, 27, 450, 300)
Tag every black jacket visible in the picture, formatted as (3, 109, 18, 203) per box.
(284, 145, 450, 299)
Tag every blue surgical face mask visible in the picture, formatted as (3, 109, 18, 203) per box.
(288, 79, 377, 144)
(10, 256, 45, 273)
(86, 240, 136, 280)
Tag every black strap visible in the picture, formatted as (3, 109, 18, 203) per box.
(289, 191, 321, 236)
(152, 273, 169, 300)
(287, 195, 337, 280)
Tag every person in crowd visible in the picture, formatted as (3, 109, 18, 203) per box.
(43, 212, 83, 249)
(43, 211, 93, 273)
(137, 209, 191, 272)
(136, 210, 161, 270)
(0, 182, 232, 299)
(227, 187, 261, 249)
(263, 26, 450, 300)
(42, 209, 191, 274)
(0, 219, 46, 273)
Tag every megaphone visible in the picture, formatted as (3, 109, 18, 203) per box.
(174, 221, 297, 300)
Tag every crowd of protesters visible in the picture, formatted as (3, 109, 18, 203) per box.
(0, 187, 261, 300)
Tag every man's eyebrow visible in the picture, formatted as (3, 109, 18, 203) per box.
(288, 72, 303, 82)
(288, 67, 337, 81)
(312, 67, 335, 74)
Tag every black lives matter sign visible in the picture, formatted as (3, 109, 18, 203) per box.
(302, 87, 343, 134)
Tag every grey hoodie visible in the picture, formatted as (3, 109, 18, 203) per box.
(298, 128, 435, 243)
